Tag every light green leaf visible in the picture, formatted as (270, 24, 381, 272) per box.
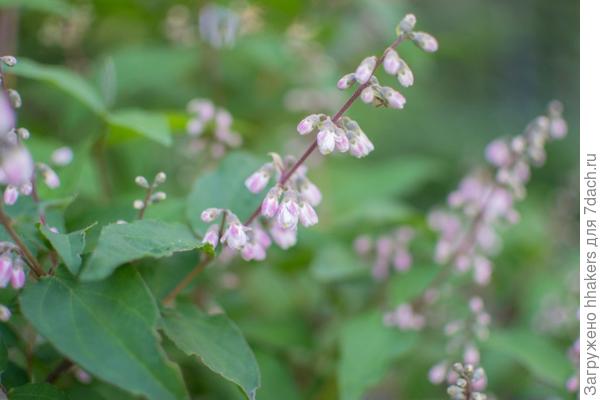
(186, 152, 264, 234)
(310, 244, 368, 283)
(20, 269, 188, 400)
(387, 264, 439, 306)
(484, 329, 572, 387)
(0, 0, 72, 17)
(338, 311, 417, 400)
(11, 59, 106, 115)
(40, 225, 91, 275)
(107, 109, 172, 146)
(9, 383, 69, 399)
(81, 220, 201, 281)
(161, 304, 260, 400)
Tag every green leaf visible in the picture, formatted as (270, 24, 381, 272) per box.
(40, 225, 91, 275)
(0, 336, 7, 374)
(9, 383, 69, 400)
(387, 264, 439, 306)
(0, 0, 72, 17)
(161, 304, 260, 400)
(255, 351, 301, 400)
(81, 220, 202, 281)
(11, 59, 106, 115)
(20, 269, 188, 400)
(310, 243, 368, 283)
(107, 109, 172, 146)
(186, 152, 264, 234)
(484, 329, 572, 387)
(338, 311, 417, 400)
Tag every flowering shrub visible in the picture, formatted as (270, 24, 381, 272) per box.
(0, 2, 578, 400)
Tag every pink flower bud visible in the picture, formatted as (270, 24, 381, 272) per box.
(43, 167, 60, 189)
(353, 235, 371, 255)
(0, 256, 12, 287)
(298, 202, 318, 227)
(186, 118, 204, 136)
(337, 73, 356, 90)
(215, 109, 232, 130)
(0, 304, 11, 322)
(270, 224, 297, 249)
(397, 63, 414, 87)
(393, 249, 412, 271)
(463, 344, 480, 365)
(566, 375, 578, 392)
(253, 226, 272, 249)
(276, 196, 299, 230)
(0, 146, 34, 187)
(51, 146, 74, 166)
(317, 127, 336, 155)
(300, 180, 322, 206)
(0, 92, 15, 134)
(244, 170, 270, 193)
(11, 266, 25, 289)
(397, 14, 417, 34)
(187, 99, 215, 121)
(241, 242, 266, 261)
(485, 139, 512, 167)
(428, 362, 448, 384)
(360, 86, 375, 104)
(349, 133, 374, 158)
(383, 87, 406, 109)
(473, 256, 492, 286)
(221, 221, 248, 250)
(383, 49, 401, 75)
(413, 32, 438, 53)
(202, 224, 220, 248)
(201, 208, 221, 222)
(296, 114, 320, 135)
(3, 185, 18, 205)
(549, 118, 568, 139)
(261, 187, 281, 218)
(335, 131, 350, 153)
(469, 296, 484, 313)
(354, 56, 377, 84)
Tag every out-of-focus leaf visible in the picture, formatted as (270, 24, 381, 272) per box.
(310, 243, 368, 283)
(161, 304, 260, 400)
(387, 264, 439, 305)
(0, 336, 7, 374)
(255, 351, 301, 400)
(484, 329, 572, 387)
(81, 220, 201, 281)
(40, 224, 92, 275)
(107, 109, 172, 146)
(0, 0, 72, 17)
(9, 383, 69, 399)
(20, 269, 187, 400)
(11, 59, 106, 115)
(186, 152, 264, 234)
(338, 311, 417, 400)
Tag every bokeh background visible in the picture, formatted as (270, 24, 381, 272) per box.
(0, 0, 579, 398)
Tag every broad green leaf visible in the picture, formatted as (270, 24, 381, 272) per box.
(310, 244, 369, 283)
(107, 109, 172, 146)
(20, 269, 188, 400)
(387, 264, 439, 306)
(186, 152, 264, 234)
(9, 383, 69, 399)
(161, 304, 260, 400)
(40, 225, 91, 275)
(81, 220, 201, 281)
(484, 329, 572, 387)
(11, 59, 106, 115)
(338, 311, 417, 400)
(0, 0, 72, 16)
(255, 351, 301, 400)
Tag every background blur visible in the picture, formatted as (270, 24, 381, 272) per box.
(0, 0, 579, 398)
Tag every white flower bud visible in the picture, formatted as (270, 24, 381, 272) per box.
(354, 56, 377, 84)
(154, 171, 167, 184)
(336, 73, 356, 90)
(412, 31, 438, 53)
(135, 176, 149, 188)
(16, 127, 30, 140)
(396, 14, 417, 35)
(0, 56, 17, 67)
(133, 200, 145, 210)
(7, 89, 21, 108)
(151, 191, 167, 202)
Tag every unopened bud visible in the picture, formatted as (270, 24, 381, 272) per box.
(337, 73, 356, 90)
(412, 31, 438, 53)
(354, 56, 377, 84)
(7, 89, 21, 108)
(151, 191, 167, 202)
(396, 14, 417, 35)
(133, 200, 144, 210)
(154, 171, 167, 184)
(17, 127, 30, 140)
(0, 56, 17, 67)
(135, 176, 149, 188)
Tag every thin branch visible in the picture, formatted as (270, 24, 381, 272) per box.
(137, 186, 154, 220)
(46, 359, 74, 383)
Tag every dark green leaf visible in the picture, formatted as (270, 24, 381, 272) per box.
(255, 351, 301, 400)
(40, 225, 91, 275)
(9, 383, 69, 400)
(0, 0, 72, 17)
(20, 269, 188, 400)
(107, 109, 172, 146)
(338, 311, 417, 400)
(11, 59, 106, 115)
(81, 220, 201, 281)
(161, 304, 260, 400)
(0, 336, 7, 373)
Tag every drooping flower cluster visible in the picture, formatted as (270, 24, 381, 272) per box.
(1, 56, 60, 206)
(185, 98, 242, 159)
(441, 363, 488, 400)
(428, 102, 568, 286)
(0, 242, 27, 290)
(354, 227, 414, 280)
(132, 172, 167, 216)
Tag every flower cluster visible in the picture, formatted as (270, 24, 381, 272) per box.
(185, 98, 242, 159)
(429, 102, 568, 286)
(132, 172, 167, 215)
(354, 227, 414, 280)
(1, 56, 60, 206)
(0, 242, 27, 290)
(441, 363, 488, 400)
